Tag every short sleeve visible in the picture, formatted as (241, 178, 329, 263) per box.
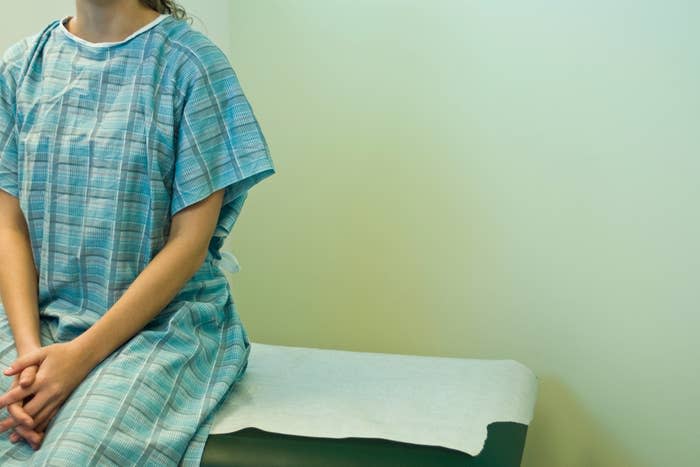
(0, 48, 19, 198)
(170, 46, 276, 252)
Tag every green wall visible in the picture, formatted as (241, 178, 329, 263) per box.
(225, 1, 699, 466)
(1, 1, 695, 466)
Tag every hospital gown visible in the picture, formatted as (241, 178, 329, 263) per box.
(0, 13, 275, 465)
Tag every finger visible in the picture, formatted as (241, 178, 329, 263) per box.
(8, 401, 34, 427)
(12, 422, 42, 448)
(0, 385, 33, 410)
(27, 401, 56, 433)
(0, 414, 18, 433)
(0, 403, 34, 432)
(19, 366, 38, 388)
(12, 424, 44, 451)
(9, 431, 20, 443)
(32, 431, 45, 450)
(3, 351, 43, 377)
(20, 390, 54, 421)
(34, 406, 59, 434)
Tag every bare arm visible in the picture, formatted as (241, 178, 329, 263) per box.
(72, 188, 225, 369)
(0, 190, 41, 356)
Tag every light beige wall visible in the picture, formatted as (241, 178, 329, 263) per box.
(225, 1, 699, 467)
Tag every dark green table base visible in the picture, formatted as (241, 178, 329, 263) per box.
(201, 421, 528, 467)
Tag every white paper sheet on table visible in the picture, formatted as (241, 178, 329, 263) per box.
(209, 341, 538, 457)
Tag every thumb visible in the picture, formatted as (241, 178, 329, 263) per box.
(3, 352, 43, 377)
(18, 365, 38, 388)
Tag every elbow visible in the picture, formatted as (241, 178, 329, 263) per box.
(164, 234, 211, 277)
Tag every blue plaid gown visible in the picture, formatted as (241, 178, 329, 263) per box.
(0, 13, 276, 466)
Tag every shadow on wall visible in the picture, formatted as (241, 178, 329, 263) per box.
(521, 376, 645, 467)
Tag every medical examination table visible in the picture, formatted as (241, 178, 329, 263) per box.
(200, 342, 538, 467)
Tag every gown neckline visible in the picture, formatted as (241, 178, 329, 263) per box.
(58, 13, 170, 48)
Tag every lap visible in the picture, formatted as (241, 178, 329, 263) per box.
(0, 312, 224, 466)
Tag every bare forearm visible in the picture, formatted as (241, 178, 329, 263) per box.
(72, 236, 208, 369)
(0, 227, 41, 356)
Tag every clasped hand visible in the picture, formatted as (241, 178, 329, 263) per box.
(0, 342, 93, 450)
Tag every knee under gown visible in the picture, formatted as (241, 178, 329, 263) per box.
(0, 13, 276, 465)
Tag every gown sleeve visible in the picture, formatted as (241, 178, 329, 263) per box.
(170, 45, 276, 255)
(0, 45, 20, 199)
